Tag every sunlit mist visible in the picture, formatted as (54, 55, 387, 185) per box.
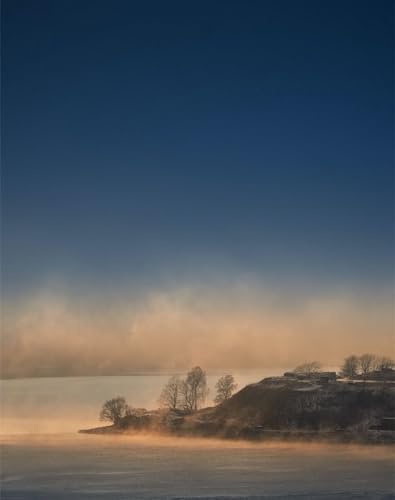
(2, 283, 393, 378)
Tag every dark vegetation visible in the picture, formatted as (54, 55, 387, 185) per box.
(99, 397, 131, 426)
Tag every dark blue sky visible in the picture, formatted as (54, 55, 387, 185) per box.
(2, 0, 394, 297)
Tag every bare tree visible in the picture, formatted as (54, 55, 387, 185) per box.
(158, 375, 182, 410)
(180, 366, 208, 413)
(214, 374, 238, 404)
(99, 396, 131, 426)
(293, 361, 322, 374)
(340, 355, 359, 379)
(180, 379, 194, 412)
(359, 353, 376, 379)
(375, 356, 395, 370)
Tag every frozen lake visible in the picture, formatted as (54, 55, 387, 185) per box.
(1, 375, 395, 499)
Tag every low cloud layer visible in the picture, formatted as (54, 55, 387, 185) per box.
(1, 283, 394, 378)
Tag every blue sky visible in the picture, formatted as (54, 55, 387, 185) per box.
(2, 0, 394, 299)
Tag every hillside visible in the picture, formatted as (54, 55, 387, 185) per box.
(80, 375, 395, 443)
(186, 376, 395, 440)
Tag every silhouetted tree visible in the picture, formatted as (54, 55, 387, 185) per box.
(180, 366, 208, 412)
(293, 361, 322, 374)
(340, 355, 359, 379)
(100, 396, 131, 426)
(158, 375, 182, 410)
(359, 353, 376, 379)
(375, 356, 395, 370)
(214, 374, 238, 404)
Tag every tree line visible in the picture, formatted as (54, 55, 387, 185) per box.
(339, 354, 395, 379)
(292, 354, 395, 379)
(158, 367, 238, 412)
(99, 367, 238, 426)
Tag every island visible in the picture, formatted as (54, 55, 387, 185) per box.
(80, 368, 395, 444)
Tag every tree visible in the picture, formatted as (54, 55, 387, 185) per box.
(99, 396, 131, 426)
(340, 355, 359, 379)
(375, 356, 395, 370)
(359, 353, 376, 379)
(158, 375, 182, 410)
(214, 374, 238, 404)
(293, 361, 322, 374)
(180, 366, 208, 412)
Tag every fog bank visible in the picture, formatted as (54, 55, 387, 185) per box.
(1, 284, 394, 378)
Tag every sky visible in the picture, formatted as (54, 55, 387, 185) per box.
(1, 1, 394, 376)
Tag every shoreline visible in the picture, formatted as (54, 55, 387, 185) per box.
(79, 425, 395, 446)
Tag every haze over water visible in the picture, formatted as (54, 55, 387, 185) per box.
(1, 375, 395, 500)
